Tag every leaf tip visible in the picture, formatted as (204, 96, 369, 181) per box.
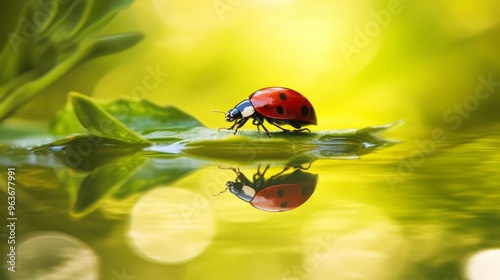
(69, 91, 89, 103)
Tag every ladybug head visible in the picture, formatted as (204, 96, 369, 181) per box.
(228, 99, 255, 122)
(225, 108, 241, 122)
(226, 181, 243, 194)
(213, 99, 255, 122)
(226, 181, 255, 202)
(211, 109, 241, 122)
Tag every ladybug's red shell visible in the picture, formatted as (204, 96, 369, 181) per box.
(249, 87, 317, 124)
(250, 176, 318, 212)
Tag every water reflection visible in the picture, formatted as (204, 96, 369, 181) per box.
(466, 249, 500, 280)
(128, 187, 215, 264)
(14, 232, 98, 280)
(2, 127, 500, 280)
(217, 164, 318, 212)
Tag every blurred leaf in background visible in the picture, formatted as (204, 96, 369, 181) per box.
(0, 0, 143, 122)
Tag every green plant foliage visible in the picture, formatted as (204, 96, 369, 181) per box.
(1, 92, 400, 216)
(72, 155, 145, 216)
(29, 93, 400, 162)
(70, 92, 149, 144)
(181, 122, 399, 162)
(50, 94, 205, 136)
(0, 0, 142, 121)
(111, 157, 206, 198)
(43, 135, 148, 171)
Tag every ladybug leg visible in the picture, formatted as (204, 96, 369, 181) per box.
(253, 116, 271, 137)
(262, 164, 270, 175)
(218, 122, 238, 132)
(279, 162, 311, 175)
(253, 164, 270, 182)
(269, 122, 290, 133)
(232, 117, 249, 135)
(218, 117, 249, 135)
(292, 128, 312, 135)
(253, 164, 262, 181)
(253, 164, 270, 189)
(269, 166, 292, 180)
(296, 162, 312, 170)
(235, 172, 252, 186)
(219, 166, 253, 186)
(252, 118, 261, 132)
(260, 123, 271, 137)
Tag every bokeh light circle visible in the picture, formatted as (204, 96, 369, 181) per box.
(128, 187, 215, 264)
(300, 203, 405, 280)
(465, 249, 500, 280)
(14, 232, 98, 280)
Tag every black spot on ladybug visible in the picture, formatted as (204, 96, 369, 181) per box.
(280, 201, 288, 208)
(301, 105, 309, 117)
(302, 186, 309, 196)
(276, 106, 284, 115)
(310, 107, 315, 118)
(279, 93, 287, 100)
(277, 189, 284, 197)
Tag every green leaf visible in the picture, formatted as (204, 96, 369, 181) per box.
(85, 33, 144, 61)
(41, 135, 148, 171)
(66, 0, 135, 43)
(70, 92, 149, 144)
(50, 96, 204, 135)
(104, 99, 205, 134)
(49, 100, 86, 135)
(48, 0, 88, 43)
(180, 125, 399, 163)
(38, 0, 86, 37)
(72, 155, 144, 216)
(113, 157, 206, 198)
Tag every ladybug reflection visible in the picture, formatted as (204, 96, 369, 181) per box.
(218, 164, 318, 212)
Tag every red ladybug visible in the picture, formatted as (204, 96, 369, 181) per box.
(213, 87, 317, 137)
(217, 165, 318, 212)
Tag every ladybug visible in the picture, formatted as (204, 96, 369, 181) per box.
(216, 165, 318, 212)
(213, 87, 317, 137)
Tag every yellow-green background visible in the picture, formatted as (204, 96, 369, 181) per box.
(1, 1, 500, 280)
(2, 0, 500, 131)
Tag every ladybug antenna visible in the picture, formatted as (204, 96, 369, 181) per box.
(211, 110, 227, 115)
(212, 187, 228, 196)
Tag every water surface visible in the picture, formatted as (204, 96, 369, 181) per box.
(1, 125, 500, 280)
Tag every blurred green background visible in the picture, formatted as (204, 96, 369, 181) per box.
(1, 0, 499, 131)
(2, 1, 500, 280)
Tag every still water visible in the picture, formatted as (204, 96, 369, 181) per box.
(1, 124, 500, 280)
